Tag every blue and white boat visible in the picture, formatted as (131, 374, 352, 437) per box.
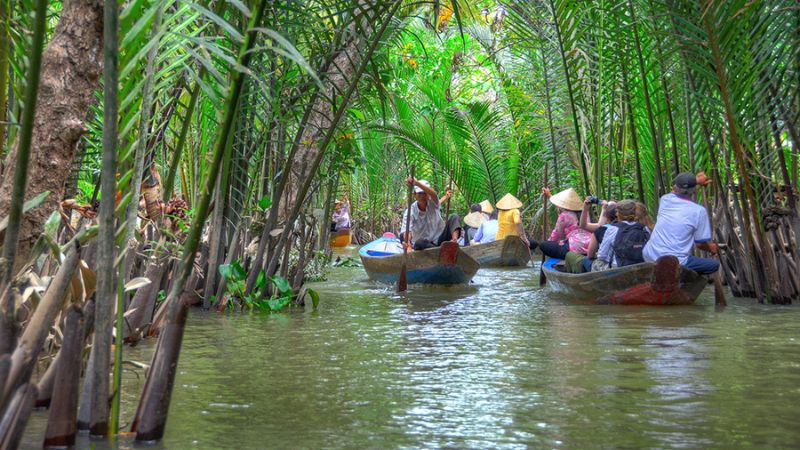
(359, 237, 479, 285)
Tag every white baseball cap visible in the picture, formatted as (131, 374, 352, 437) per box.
(414, 179, 431, 194)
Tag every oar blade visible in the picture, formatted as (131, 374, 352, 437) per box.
(713, 273, 726, 306)
(397, 262, 407, 292)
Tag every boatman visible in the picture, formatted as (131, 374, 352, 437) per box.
(331, 198, 351, 232)
(642, 172, 719, 274)
(400, 178, 462, 251)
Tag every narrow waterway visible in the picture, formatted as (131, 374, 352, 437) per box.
(21, 251, 800, 449)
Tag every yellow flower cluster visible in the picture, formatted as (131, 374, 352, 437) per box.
(401, 42, 417, 69)
(436, 5, 453, 31)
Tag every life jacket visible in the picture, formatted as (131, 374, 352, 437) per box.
(611, 222, 650, 267)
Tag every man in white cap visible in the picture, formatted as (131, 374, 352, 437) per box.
(400, 177, 462, 250)
(642, 172, 719, 274)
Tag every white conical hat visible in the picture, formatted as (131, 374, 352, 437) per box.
(549, 188, 583, 211)
(496, 193, 523, 210)
(464, 211, 487, 228)
(479, 200, 494, 214)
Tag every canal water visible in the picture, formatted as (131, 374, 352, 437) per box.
(20, 254, 800, 449)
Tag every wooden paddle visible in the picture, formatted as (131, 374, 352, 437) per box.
(398, 165, 415, 292)
(444, 175, 453, 218)
(539, 165, 549, 286)
(700, 181, 726, 306)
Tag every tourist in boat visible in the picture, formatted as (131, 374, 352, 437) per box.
(582, 202, 618, 272)
(400, 178, 462, 251)
(495, 193, 530, 245)
(594, 200, 651, 269)
(580, 197, 617, 233)
(634, 201, 654, 230)
(463, 203, 486, 243)
(479, 199, 494, 219)
(642, 172, 719, 274)
(331, 198, 350, 232)
(472, 210, 499, 244)
(530, 188, 591, 259)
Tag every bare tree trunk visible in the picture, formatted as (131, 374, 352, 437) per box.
(277, 32, 362, 219)
(43, 305, 83, 448)
(0, 0, 103, 267)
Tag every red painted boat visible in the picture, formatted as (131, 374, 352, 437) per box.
(541, 255, 708, 305)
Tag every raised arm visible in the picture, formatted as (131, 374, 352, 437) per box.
(440, 188, 453, 205)
(579, 197, 600, 232)
(407, 177, 440, 205)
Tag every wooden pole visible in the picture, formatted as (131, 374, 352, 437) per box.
(539, 165, 549, 286)
(398, 165, 415, 292)
(702, 184, 727, 306)
(444, 176, 453, 218)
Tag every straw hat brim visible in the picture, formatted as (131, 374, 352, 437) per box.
(496, 194, 523, 210)
(464, 211, 487, 228)
(549, 188, 583, 211)
(479, 200, 494, 214)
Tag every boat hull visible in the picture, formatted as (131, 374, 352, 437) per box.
(542, 256, 707, 305)
(360, 240, 479, 285)
(462, 236, 531, 267)
(329, 228, 351, 247)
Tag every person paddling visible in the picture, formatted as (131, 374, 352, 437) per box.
(331, 198, 351, 232)
(400, 178, 462, 251)
(472, 201, 498, 244)
(530, 188, 591, 259)
(642, 172, 719, 274)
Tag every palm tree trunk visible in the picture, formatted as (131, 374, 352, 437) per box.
(0, 0, 9, 151)
(627, 0, 664, 199)
(621, 57, 644, 203)
(539, 47, 560, 187)
(86, 0, 119, 435)
(0, 0, 103, 268)
(702, 2, 780, 303)
(132, 0, 269, 440)
(547, 0, 590, 195)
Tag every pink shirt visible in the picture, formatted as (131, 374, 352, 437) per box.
(549, 211, 592, 254)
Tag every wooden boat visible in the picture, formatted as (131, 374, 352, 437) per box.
(541, 255, 707, 305)
(359, 238, 479, 285)
(329, 228, 352, 247)
(462, 236, 531, 267)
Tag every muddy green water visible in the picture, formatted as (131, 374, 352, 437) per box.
(20, 255, 800, 449)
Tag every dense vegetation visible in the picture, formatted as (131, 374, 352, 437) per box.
(0, 0, 797, 446)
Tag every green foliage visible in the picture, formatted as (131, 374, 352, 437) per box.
(218, 260, 295, 312)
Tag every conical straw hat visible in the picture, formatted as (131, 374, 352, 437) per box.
(496, 193, 523, 210)
(464, 211, 487, 228)
(479, 200, 494, 214)
(549, 188, 583, 211)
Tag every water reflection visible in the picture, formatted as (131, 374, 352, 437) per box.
(18, 262, 800, 450)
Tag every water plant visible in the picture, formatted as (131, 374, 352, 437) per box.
(218, 260, 297, 312)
